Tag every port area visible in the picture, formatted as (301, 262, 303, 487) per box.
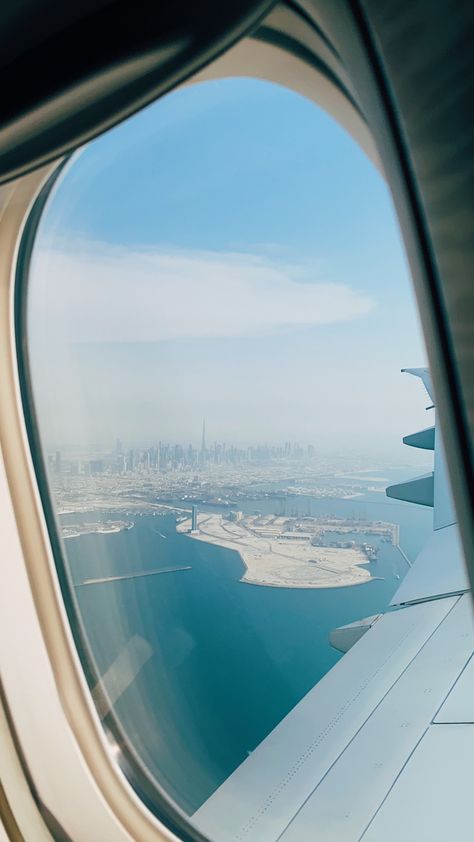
(62, 519, 134, 539)
(177, 513, 395, 589)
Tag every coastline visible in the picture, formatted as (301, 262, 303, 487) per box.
(239, 573, 383, 589)
(62, 519, 134, 540)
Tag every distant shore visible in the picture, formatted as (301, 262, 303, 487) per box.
(62, 519, 134, 540)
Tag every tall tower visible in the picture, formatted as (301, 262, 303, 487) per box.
(201, 419, 206, 454)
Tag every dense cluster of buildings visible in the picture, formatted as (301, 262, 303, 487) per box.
(48, 431, 317, 479)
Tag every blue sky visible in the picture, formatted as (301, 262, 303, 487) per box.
(30, 78, 430, 457)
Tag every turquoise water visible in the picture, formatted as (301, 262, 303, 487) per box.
(63, 492, 432, 813)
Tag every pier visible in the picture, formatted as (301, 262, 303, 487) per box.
(77, 565, 191, 586)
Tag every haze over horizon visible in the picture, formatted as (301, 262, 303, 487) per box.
(27, 77, 430, 462)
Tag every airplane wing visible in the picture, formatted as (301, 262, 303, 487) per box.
(193, 371, 473, 842)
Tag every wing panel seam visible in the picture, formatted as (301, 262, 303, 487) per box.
(233, 597, 460, 841)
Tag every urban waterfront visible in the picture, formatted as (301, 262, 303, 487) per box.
(61, 482, 432, 813)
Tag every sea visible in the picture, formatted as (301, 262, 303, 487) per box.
(61, 467, 433, 814)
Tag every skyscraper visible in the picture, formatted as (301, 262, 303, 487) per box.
(201, 419, 206, 454)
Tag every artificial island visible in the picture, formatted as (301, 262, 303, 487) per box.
(178, 509, 398, 588)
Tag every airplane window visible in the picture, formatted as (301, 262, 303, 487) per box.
(24, 79, 433, 829)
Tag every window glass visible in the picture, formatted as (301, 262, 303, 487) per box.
(26, 79, 432, 825)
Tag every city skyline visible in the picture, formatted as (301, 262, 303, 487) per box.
(47, 425, 432, 478)
(48, 437, 320, 478)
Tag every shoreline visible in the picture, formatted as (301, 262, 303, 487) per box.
(240, 574, 384, 589)
(62, 519, 135, 540)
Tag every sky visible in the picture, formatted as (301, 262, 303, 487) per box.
(28, 77, 431, 460)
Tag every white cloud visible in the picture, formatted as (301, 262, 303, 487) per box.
(30, 242, 375, 344)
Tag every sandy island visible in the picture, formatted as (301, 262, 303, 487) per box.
(62, 519, 134, 540)
(177, 513, 374, 589)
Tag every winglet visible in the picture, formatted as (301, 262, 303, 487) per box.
(401, 367, 434, 404)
